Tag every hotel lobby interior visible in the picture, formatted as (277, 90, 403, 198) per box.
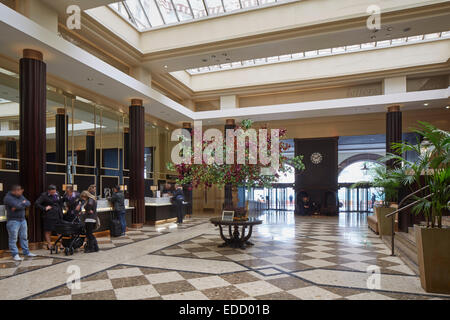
(0, 0, 449, 305)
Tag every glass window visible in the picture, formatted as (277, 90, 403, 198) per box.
(223, 0, 241, 12)
(188, 0, 207, 18)
(124, 0, 151, 29)
(0, 68, 19, 171)
(141, 0, 164, 27)
(204, 0, 224, 15)
(172, 0, 194, 21)
(156, 0, 179, 24)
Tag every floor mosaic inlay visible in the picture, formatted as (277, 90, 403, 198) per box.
(1, 213, 449, 300)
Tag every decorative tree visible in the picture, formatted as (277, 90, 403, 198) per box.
(167, 119, 305, 211)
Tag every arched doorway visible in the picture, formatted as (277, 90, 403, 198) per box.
(338, 160, 382, 212)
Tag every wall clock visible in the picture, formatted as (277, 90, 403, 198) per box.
(310, 152, 323, 164)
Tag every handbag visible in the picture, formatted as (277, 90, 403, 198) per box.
(95, 216, 101, 231)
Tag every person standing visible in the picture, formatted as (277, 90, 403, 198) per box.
(172, 184, 185, 224)
(3, 185, 36, 261)
(35, 185, 63, 250)
(371, 193, 376, 209)
(80, 190, 99, 253)
(62, 186, 81, 222)
(108, 185, 126, 236)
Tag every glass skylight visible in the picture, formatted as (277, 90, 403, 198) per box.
(186, 31, 450, 74)
(109, 0, 290, 31)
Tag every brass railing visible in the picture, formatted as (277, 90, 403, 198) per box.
(385, 185, 432, 256)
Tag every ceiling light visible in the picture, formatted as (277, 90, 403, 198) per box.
(446, 106, 450, 109)
(387, 27, 393, 31)
(163, 65, 168, 69)
(424, 103, 429, 106)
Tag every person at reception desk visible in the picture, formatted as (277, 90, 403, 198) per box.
(162, 183, 174, 196)
(35, 185, 63, 250)
(172, 184, 185, 224)
(80, 190, 99, 253)
(62, 186, 81, 222)
(3, 185, 36, 261)
(108, 185, 126, 236)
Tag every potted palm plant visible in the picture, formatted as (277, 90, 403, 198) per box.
(386, 121, 449, 294)
(352, 165, 400, 236)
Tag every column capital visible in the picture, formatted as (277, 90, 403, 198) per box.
(124, 127, 129, 133)
(87, 131, 95, 136)
(56, 108, 65, 115)
(23, 49, 43, 61)
(225, 119, 235, 126)
(131, 99, 143, 107)
(182, 122, 192, 129)
(387, 105, 401, 112)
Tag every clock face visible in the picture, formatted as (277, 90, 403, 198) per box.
(310, 152, 323, 165)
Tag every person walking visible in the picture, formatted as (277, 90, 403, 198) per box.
(35, 185, 63, 250)
(108, 185, 126, 236)
(80, 190, 99, 253)
(172, 184, 185, 224)
(3, 185, 36, 261)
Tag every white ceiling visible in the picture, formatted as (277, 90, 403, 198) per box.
(0, 3, 195, 125)
(143, 7, 450, 72)
(0, 3, 448, 127)
(41, 0, 117, 13)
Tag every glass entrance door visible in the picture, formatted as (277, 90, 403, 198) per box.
(338, 184, 376, 212)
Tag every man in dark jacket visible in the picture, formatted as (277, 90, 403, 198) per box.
(172, 184, 185, 224)
(108, 185, 126, 236)
(35, 185, 63, 250)
(3, 185, 36, 260)
(62, 186, 81, 222)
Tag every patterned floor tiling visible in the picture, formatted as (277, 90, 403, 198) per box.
(27, 264, 446, 301)
(49, 217, 211, 253)
(7, 214, 450, 300)
(0, 255, 68, 280)
(152, 231, 415, 276)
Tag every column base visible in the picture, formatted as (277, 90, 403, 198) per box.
(28, 242, 44, 250)
(131, 223, 144, 229)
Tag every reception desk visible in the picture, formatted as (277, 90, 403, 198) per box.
(144, 197, 189, 225)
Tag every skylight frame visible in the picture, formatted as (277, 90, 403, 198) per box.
(109, 0, 295, 32)
(185, 31, 450, 75)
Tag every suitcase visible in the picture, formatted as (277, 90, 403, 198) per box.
(110, 213, 122, 237)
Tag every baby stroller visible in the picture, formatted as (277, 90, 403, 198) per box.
(52, 215, 86, 256)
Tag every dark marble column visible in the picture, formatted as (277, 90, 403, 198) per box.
(85, 131, 95, 167)
(224, 119, 236, 208)
(182, 122, 193, 216)
(129, 99, 145, 228)
(5, 138, 17, 170)
(386, 105, 402, 169)
(123, 127, 129, 170)
(19, 49, 47, 246)
(55, 108, 67, 171)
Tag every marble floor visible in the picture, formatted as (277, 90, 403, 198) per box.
(0, 213, 448, 300)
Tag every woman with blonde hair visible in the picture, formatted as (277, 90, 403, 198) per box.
(87, 185, 97, 198)
(80, 190, 99, 253)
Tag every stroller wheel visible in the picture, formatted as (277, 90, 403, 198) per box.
(69, 248, 74, 255)
(64, 248, 69, 256)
